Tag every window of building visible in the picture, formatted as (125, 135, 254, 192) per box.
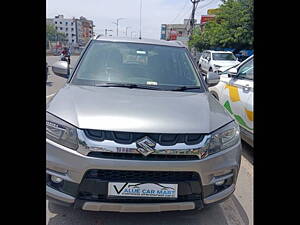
(60, 27, 62, 30)
(59, 21, 62, 24)
(72, 40, 74, 42)
(55, 21, 57, 24)
(65, 22, 68, 26)
(66, 28, 68, 31)
(71, 28, 74, 31)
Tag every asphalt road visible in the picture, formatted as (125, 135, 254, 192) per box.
(46, 56, 253, 225)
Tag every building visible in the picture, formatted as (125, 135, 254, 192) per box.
(48, 15, 94, 47)
(160, 19, 199, 46)
(79, 16, 94, 44)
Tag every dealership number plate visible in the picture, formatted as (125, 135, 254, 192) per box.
(108, 182, 178, 198)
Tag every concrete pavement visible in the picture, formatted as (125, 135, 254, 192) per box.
(46, 55, 253, 225)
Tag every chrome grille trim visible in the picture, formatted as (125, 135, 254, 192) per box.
(77, 129, 211, 159)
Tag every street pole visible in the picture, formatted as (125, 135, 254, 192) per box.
(188, 0, 200, 39)
(113, 18, 125, 37)
(139, 0, 142, 39)
(125, 26, 131, 37)
(105, 29, 113, 37)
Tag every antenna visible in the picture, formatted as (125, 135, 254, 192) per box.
(139, 0, 142, 39)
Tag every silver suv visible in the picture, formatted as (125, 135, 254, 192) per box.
(47, 37, 242, 212)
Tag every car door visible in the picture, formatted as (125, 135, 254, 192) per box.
(200, 52, 208, 72)
(220, 58, 254, 133)
(199, 52, 206, 69)
(204, 52, 211, 72)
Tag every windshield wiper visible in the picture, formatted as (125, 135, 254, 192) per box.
(170, 86, 201, 91)
(95, 82, 161, 90)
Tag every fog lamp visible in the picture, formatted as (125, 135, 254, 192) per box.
(51, 175, 63, 184)
(215, 180, 225, 186)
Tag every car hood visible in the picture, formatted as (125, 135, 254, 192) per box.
(213, 60, 240, 67)
(47, 85, 233, 134)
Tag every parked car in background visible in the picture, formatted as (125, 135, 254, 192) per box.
(235, 50, 253, 62)
(208, 55, 254, 147)
(198, 50, 240, 75)
(192, 51, 202, 64)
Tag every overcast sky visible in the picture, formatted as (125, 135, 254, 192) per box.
(46, 0, 222, 39)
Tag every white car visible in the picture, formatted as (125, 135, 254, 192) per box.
(208, 55, 253, 147)
(198, 50, 240, 75)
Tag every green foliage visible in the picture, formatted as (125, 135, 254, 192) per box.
(46, 23, 67, 42)
(189, 0, 253, 51)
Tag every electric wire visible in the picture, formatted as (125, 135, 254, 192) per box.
(195, 0, 219, 17)
(170, 0, 189, 24)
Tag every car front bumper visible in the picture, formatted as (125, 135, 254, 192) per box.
(46, 139, 242, 212)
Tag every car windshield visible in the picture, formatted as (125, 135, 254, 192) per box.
(212, 53, 236, 61)
(71, 41, 201, 90)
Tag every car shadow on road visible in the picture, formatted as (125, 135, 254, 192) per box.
(241, 141, 253, 165)
(51, 73, 69, 80)
(47, 195, 249, 225)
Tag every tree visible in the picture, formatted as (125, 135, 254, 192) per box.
(46, 23, 67, 47)
(189, 0, 253, 51)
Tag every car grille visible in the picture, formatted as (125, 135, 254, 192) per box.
(85, 169, 201, 182)
(77, 169, 202, 203)
(87, 152, 199, 161)
(84, 129, 204, 146)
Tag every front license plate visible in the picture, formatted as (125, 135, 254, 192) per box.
(108, 182, 178, 199)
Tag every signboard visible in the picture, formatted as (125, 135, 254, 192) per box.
(207, 8, 221, 15)
(108, 182, 178, 199)
(200, 15, 215, 24)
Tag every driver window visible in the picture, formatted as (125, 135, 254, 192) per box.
(238, 58, 253, 80)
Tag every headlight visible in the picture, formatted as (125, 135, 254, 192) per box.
(200, 121, 240, 158)
(46, 112, 78, 150)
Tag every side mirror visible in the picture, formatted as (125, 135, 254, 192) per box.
(206, 72, 220, 87)
(52, 61, 69, 76)
(227, 67, 238, 77)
